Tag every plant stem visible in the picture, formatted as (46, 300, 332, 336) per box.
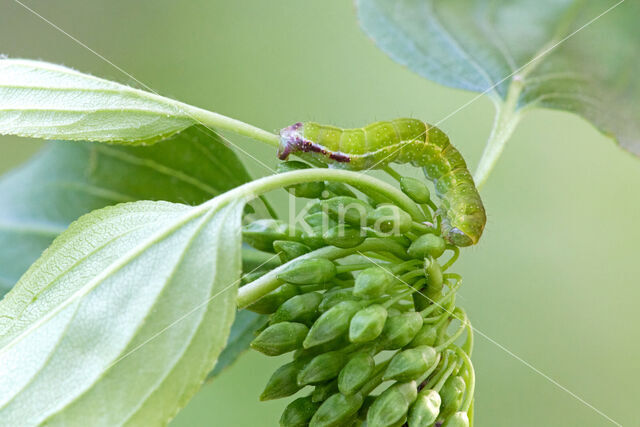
(212, 168, 426, 221)
(179, 102, 281, 147)
(473, 80, 524, 189)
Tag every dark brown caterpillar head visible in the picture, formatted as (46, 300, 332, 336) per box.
(278, 123, 351, 163)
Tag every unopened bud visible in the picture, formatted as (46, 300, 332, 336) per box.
(294, 335, 350, 361)
(241, 270, 267, 286)
(349, 304, 388, 343)
(407, 389, 441, 426)
(297, 351, 348, 386)
(409, 324, 438, 347)
(412, 291, 431, 311)
(338, 352, 375, 395)
(278, 258, 337, 285)
(309, 393, 364, 427)
(323, 225, 366, 249)
(273, 240, 311, 263)
(251, 322, 308, 356)
(440, 376, 467, 419)
(318, 288, 358, 312)
(408, 234, 446, 259)
(383, 346, 438, 382)
(260, 360, 306, 401)
(425, 257, 444, 300)
(357, 395, 377, 421)
(323, 196, 372, 227)
(400, 177, 431, 204)
(271, 292, 322, 326)
(280, 396, 320, 427)
(353, 267, 395, 299)
(381, 312, 423, 349)
(442, 411, 470, 427)
(311, 380, 338, 403)
(367, 204, 412, 234)
(304, 211, 335, 228)
(304, 300, 362, 348)
(246, 283, 299, 314)
(243, 219, 302, 252)
(366, 381, 418, 427)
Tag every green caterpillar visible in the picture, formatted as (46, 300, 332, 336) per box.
(278, 118, 486, 247)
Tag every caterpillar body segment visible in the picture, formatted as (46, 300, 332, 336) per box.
(278, 118, 486, 246)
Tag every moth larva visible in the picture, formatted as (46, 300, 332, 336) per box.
(278, 119, 486, 246)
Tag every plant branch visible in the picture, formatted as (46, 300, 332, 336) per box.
(473, 80, 524, 189)
(179, 102, 281, 148)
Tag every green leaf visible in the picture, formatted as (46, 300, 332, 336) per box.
(0, 198, 245, 425)
(357, 0, 640, 155)
(0, 126, 252, 296)
(208, 310, 268, 380)
(0, 58, 196, 143)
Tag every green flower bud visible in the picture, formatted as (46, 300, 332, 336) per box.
(335, 271, 355, 281)
(260, 359, 306, 401)
(381, 312, 423, 349)
(312, 380, 339, 403)
(310, 393, 364, 427)
(294, 335, 350, 361)
(425, 257, 444, 300)
(357, 395, 377, 421)
(353, 267, 395, 299)
(241, 269, 267, 286)
(440, 376, 466, 419)
(251, 322, 309, 356)
(367, 382, 418, 427)
(389, 234, 412, 247)
(243, 219, 302, 252)
(273, 240, 311, 263)
(399, 177, 431, 204)
(304, 211, 335, 228)
(383, 346, 438, 382)
(412, 291, 431, 312)
(349, 304, 388, 343)
(277, 160, 325, 199)
(408, 234, 446, 259)
(271, 292, 323, 326)
(338, 352, 375, 395)
(323, 196, 372, 227)
(246, 283, 299, 314)
(298, 351, 348, 385)
(367, 204, 412, 234)
(319, 288, 358, 313)
(280, 396, 320, 427)
(323, 225, 366, 249)
(304, 300, 363, 348)
(407, 389, 441, 426)
(409, 324, 438, 347)
(442, 412, 470, 427)
(278, 258, 337, 285)
(325, 181, 357, 198)
(300, 230, 326, 250)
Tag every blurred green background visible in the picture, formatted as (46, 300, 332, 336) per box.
(1, 1, 638, 426)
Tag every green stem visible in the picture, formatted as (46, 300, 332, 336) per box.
(473, 81, 524, 189)
(179, 102, 281, 147)
(456, 347, 476, 413)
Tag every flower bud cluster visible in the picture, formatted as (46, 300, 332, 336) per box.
(241, 165, 474, 426)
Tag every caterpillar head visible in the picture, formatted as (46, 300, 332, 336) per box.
(278, 122, 351, 163)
